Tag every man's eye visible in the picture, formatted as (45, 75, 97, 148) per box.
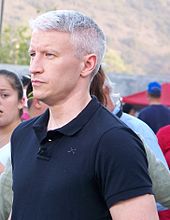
(46, 53, 55, 58)
(29, 52, 36, 57)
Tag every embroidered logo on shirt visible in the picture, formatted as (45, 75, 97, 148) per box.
(67, 147, 76, 155)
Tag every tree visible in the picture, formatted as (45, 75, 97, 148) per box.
(104, 48, 131, 73)
(0, 25, 30, 65)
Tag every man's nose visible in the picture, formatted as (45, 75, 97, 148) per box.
(29, 55, 43, 75)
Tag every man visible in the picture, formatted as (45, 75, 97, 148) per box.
(122, 103, 136, 116)
(138, 81, 170, 133)
(11, 10, 158, 219)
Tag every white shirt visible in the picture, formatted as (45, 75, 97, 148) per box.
(0, 143, 11, 167)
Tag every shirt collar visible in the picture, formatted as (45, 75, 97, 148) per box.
(33, 96, 101, 138)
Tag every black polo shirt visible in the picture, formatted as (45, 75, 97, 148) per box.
(11, 97, 152, 220)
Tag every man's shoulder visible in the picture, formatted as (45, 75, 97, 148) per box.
(17, 117, 39, 130)
(159, 104, 170, 113)
(12, 115, 41, 138)
(10, 115, 43, 156)
(139, 106, 152, 114)
(94, 106, 126, 131)
(138, 106, 154, 119)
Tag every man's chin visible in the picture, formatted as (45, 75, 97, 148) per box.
(34, 94, 45, 101)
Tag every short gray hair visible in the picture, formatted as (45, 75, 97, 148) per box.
(30, 10, 106, 75)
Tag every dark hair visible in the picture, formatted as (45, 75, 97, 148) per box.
(148, 92, 161, 98)
(26, 81, 33, 109)
(0, 69, 24, 116)
(21, 75, 31, 87)
(90, 65, 107, 105)
(122, 103, 136, 114)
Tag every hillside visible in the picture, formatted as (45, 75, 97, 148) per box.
(2, 0, 170, 75)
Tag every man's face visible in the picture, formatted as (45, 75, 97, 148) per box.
(29, 30, 85, 106)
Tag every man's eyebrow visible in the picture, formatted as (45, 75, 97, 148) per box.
(28, 48, 59, 54)
(45, 49, 59, 54)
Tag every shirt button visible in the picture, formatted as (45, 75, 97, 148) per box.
(48, 139, 52, 142)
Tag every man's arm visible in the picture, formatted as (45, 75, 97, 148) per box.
(110, 194, 159, 220)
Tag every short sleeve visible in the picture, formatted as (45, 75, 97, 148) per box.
(95, 126, 153, 208)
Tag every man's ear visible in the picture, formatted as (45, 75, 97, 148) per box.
(80, 54, 97, 78)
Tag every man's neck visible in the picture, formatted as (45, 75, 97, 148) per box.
(149, 99, 161, 105)
(47, 94, 91, 130)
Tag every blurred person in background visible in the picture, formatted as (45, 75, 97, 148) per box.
(21, 75, 31, 121)
(0, 69, 24, 171)
(157, 125, 170, 168)
(26, 82, 48, 118)
(122, 103, 137, 116)
(157, 125, 170, 220)
(138, 81, 170, 134)
(0, 69, 24, 220)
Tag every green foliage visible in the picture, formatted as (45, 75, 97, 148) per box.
(104, 48, 130, 73)
(0, 25, 30, 65)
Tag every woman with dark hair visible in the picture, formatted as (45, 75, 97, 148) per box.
(0, 69, 24, 172)
(90, 65, 107, 105)
(0, 69, 24, 220)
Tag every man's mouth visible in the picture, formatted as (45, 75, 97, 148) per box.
(31, 80, 44, 86)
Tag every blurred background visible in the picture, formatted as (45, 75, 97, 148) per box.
(0, 0, 170, 97)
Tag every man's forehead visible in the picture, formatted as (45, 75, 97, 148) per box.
(30, 31, 71, 45)
(29, 31, 73, 53)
